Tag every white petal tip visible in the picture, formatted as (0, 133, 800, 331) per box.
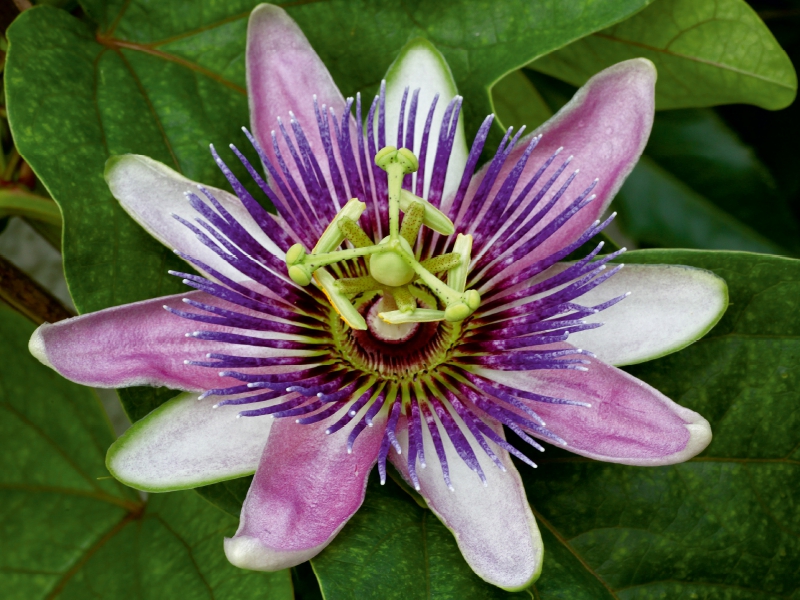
(347, 448, 352, 454)
(28, 327, 52, 368)
(448, 486, 455, 492)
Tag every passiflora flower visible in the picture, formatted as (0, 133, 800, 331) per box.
(28, 4, 727, 591)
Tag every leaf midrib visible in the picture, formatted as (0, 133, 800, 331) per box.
(95, 36, 246, 95)
(44, 509, 142, 600)
(593, 31, 795, 90)
(530, 506, 620, 599)
(0, 482, 142, 512)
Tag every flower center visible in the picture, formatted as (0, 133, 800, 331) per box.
(284, 146, 481, 331)
(331, 290, 458, 379)
(366, 296, 418, 342)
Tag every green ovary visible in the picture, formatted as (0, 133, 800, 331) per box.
(369, 236, 416, 287)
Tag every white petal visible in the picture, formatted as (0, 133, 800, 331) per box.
(105, 154, 282, 281)
(391, 418, 542, 590)
(570, 263, 728, 366)
(107, 391, 273, 492)
(383, 38, 468, 202)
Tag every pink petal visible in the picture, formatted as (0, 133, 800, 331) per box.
(390, 417, 542, 590)
(29, 291, 311, 391)
(476, 343, 711, 465)
(463, 59, 656, 287)
(247, 4, 349, 201)
(224, 415, 385, 570)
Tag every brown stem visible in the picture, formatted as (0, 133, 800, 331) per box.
(0, 253, 73, 324)
(12, 0, 32, 12)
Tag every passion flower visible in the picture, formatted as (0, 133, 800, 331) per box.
(28, 4, 727, 591)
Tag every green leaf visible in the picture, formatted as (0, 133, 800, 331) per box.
(630, 109, 800, 255)
(522, 249, 800, 598)
(490, 69, 553, 132)
(311, 474, 531, 600)
(531, 0, 798, 110)
(0, 306, 292, 599)
(616, 157, 784, 254)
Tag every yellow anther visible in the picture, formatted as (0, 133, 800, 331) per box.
(465, 289, 481, 310)
(285, 243, 306, 266)
(444, 302, 472, 322)
(289, 264, 312, 286)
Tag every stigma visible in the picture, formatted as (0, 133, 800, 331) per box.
(284, 145, 481, 330)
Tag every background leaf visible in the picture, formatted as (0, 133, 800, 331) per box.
(717, 1, 800, 238)
(618, 108, 800, 254)
(0, 306, 292, 599)
(521, 249, 800, 598)
(531, 0, 798, 109)
(311, 474, 531, 600)
(490, 69, 553, 133)
(615, 157, 785, 253)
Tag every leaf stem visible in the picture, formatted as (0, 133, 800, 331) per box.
(0, 253, 73, 325)
(0, 188, 62, 226)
